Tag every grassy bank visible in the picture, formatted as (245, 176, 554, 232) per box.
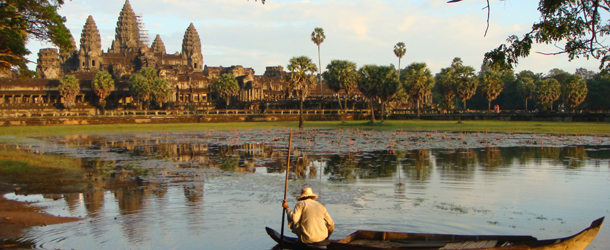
(0, 120, 609, 136)
(0, 148, 86, 193)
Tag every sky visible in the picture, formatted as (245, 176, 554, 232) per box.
(26, 0, 602, 76)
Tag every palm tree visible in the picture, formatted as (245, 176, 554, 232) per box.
(151, 79, 172, 109)
(58, 75, 80, 109)
(480, 70, 504, 111)
(535, 78, 561, 111)
(213, 73, 240, 107)
(435, 67, 456, 110)
(403, 62, 434, 118)
(357, 65, 380, 123)
(516, 70, 537, 111)
(287, 56, 317, 129)
(322, 60, 358, 110)
(563, 75, 588, 111)
(92, 71, 115, 114)
(128, 67, 158, 110)
(311, 27, 325, 97)
(357, 65, 399, 123)
(451, 58, 478, 110)
(394, 42, 406, 79)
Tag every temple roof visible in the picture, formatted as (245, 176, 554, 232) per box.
(79, 15, 102, 55)
(111, 0, 142, 53)
(151, 35, 166, 54)
(181, 23, 202, 59)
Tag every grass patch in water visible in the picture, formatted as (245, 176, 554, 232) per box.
(0, 148, 87, 193)
(0, 120, 609, 136)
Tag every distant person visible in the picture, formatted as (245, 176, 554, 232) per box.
(282, 187, 334, 243)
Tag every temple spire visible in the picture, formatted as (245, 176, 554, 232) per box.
(181, 23, 203, 71)
(151, 34, 166, 54)
(110, 0, 142, 53)
(79, 15, 101, 55)
(78, 15, 102, 70)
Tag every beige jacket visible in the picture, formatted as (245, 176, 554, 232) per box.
(285, 199, 334, 243)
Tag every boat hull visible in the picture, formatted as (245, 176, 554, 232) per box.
(327, 217, 604, 250)
(265, 227, 332, 250)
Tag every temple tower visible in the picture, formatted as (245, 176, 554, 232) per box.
(60, 35, 78, 72)
(181, 23, 203, 71)
(109, 0, 143, 53)
(151, 35, 166, 54)
(36, 48, 61, 79)
(78, 15, 102, 71)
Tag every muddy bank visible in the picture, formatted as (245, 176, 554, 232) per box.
(0, 184, 80, 244)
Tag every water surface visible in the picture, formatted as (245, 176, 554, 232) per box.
(2, 129, 609, 249)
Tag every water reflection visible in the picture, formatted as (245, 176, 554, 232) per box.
(5, 134, 610, 250)
(400, 149, 432, 182)
(435, 149, 477, 181)
(27, 135, 610, 183)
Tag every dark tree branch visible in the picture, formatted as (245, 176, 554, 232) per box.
(484, 0, 490, 37)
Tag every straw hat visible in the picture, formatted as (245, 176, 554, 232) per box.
(296, 187, 318, 201)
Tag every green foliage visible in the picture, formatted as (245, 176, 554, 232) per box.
(92, 71, 115, 108)
(435, 67, 456, 110)
(287, 56, 317, 99)
(311, 27, 325, 94)
(547, 68, 571, 85)
(128, 67, 159, 109)
(58, 75, 80, 108)
(479, 70, 504, 110)
(323, 60, 358, 109)
(451, 58, 478, 109)
(357, 65, 399, 122)
(516, 70, 537, 111)
(213, 73, 240, 106)
(0, 0, 73, 77)
(394, 42, 407, 78)
(129, 74, 151, 109)
(394, 42, 407, 60)
(287, 56, 317, 128)
(483, 1, 610, 73)
(562, 75, 588, 109)
(311, 27, 325, 46)
(140, 67, 158, 82)
(582, 75, 610, 109)
(536, 78, 561, 109)
(151, 79, 171, 108)
(403, 62, 434, 116)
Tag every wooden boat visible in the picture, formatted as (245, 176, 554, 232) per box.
(328, 217, 604, 250)
(265, 227, 332, 249)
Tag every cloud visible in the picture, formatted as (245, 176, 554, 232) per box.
(25, 0, 601, 75)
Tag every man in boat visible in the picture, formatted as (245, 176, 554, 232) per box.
(282, 187, 334, 244)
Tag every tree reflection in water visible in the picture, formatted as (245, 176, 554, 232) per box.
(435, 149, 477, 181)
(400, 149, 432, 182)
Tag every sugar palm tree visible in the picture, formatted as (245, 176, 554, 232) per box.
(394, 42, 406, 79)
(404, 62, 434, 118)
(451, 58, 478, 110)
(357, 65, 399, 123)
(213, 73, 240, 107)
(322, 60, 358, 110)
(516, 70, 537, 111)
(287, 56, 317, 129)
(563, 75, 588, 111)
(59, 75, 80, 109)
(311, 27, 325, 97)
(92, 71, 115, 114)
(479, 70, 504, 111)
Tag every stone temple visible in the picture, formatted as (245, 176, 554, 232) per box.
(1, 0, 298, 110)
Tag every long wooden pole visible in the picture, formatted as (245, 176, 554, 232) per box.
(280, 133, 293, 249)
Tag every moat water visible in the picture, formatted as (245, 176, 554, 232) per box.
(2, 129, 610, 249)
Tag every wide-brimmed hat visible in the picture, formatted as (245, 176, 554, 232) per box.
(296, 187, 318, 201)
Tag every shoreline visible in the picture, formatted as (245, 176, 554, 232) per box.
(0, 184, 80, 245)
